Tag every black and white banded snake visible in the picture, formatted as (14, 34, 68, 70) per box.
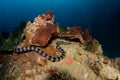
(13, 41, 69, 62)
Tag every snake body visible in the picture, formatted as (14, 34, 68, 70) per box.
(13, 41, 69, 62)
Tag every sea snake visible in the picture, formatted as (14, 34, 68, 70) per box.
(13, 41, 69, 62)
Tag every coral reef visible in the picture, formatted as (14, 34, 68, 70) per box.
(0, 11, 120, 80)
(31, 23, 59, 46)
(85, 39, 99, 53)
(22, 11, 60, 47)
(46, 67, 76, 80)
(56, 23, 65, 33)
(82, 28, 92, 43)
(2, 39, 119, 80)
(114, 57, 120, 71)
(61, 27, 92, 44)
(1, 32, 14, 51)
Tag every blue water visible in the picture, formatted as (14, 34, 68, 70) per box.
(0, 0, 120, 58)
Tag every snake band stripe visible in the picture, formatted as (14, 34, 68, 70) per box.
(13, 41, 69, 62)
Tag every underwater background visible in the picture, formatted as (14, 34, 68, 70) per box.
(0, 0, 120, 58)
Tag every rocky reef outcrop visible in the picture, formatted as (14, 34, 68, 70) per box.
(0, 11, 120, 80)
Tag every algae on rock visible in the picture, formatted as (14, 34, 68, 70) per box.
(1, 32, 14, 51)
(85, 39, 99, 53)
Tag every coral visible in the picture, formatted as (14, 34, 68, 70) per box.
(1, 32, 14, 51)
(0, 21, 26, 51)
(31, 23, 59, 46)
(22, 11, 60, 46)
(114, 57, 120, 71)
(61, 27, 82, 36)
(0, 56, 15, 80)
(85, 39, 99, 53)
(56, 23, 64, 33)
(46, 67, 76, 80)
(61, 27, 92, 44)
(82, 28, 92, 43)
(1, 38, 120, 80)
(64, 56, 73, 65)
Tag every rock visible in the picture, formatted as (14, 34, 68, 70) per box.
(2, 39, 119, 80)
